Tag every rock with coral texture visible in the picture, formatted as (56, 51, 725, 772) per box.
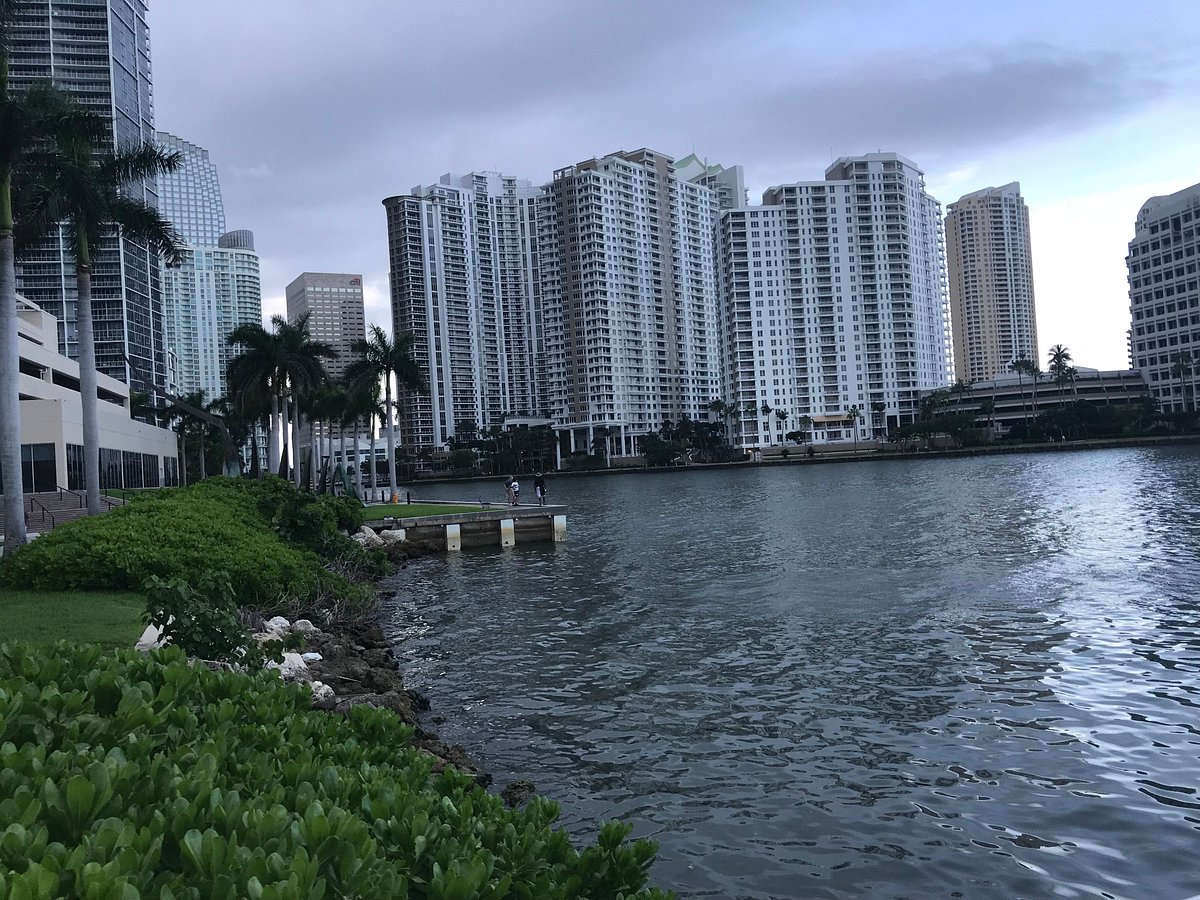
(291, 619, 320, 635)
(310, 680, 335, 709)
(268, 651, 311, 683)
(355, 526, 385, 549)
(379, 528, 406, 547)
(264, 616, 291, 635)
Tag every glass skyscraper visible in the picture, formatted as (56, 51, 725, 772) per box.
(8, 0, 166, 392)
(156, 133, 262, 402)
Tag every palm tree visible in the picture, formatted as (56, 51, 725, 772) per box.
(1047, 344, 1073, 406)
(176, 389, 216, 482)
(978, 397, 996, 436)
(846, 405, 863, 451)
(228, 314, 334, 482)
(1011, 358, 1040, 433)
(870, 400, 886, 438)
(797, 414, 813, 446)
(346, 325, 425, 502)
(1170, 351, 1194, 413)
(16, 119, 183, 515)
(774, 408, 789, 441)
(2, 18, 100, 549)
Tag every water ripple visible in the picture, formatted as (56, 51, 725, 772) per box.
(382, 448, 1200, 899)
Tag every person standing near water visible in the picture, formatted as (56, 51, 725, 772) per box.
(504, 476, 515, 505)
(534, 472, 547, 506)
(510, 477, 521, 505)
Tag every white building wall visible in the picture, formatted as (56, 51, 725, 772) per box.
(13, 296, 178, 493)
(384, 173, 544, 450)
(722, 153, 952, 447)
(539, 149, 725, 453)
(1127, 182, 1200, 411)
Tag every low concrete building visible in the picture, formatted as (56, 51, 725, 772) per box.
(923, 368, 1150, 436)
(3, 295, 179, 494)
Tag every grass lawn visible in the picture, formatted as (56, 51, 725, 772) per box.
(1, 591, 145, 649)
(362, 502, 485, 518)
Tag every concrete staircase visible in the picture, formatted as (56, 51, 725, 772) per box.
(23, 490, 125, 534)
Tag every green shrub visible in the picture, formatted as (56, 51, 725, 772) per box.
(0, 480, 378, 617)
(0, 495, 332, 606)
(0, 643, 670, 899)
(143, 571, 246, 662)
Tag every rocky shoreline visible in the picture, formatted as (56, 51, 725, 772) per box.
(302, 534, 537, 804)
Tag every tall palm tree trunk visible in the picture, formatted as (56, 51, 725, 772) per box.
(75, 259, 102, 515)
(369, 412, 378, 496)
(339, 422, 348, 496)
(291, 396, 303, 487)
(278, 394, 290, 478)
(0, 223, 28, 553)
(267, 393, 280, 479)
(197, 423, 207, 481)
(385, 378, 398, 501)
(355, 416, 365, 500)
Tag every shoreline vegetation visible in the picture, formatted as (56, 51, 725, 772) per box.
(0, 477, 672, 898)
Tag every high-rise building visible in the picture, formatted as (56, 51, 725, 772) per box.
(285, 273, 366, 383)
(8, 0, 167, 392)
(157, 133, 262, 401)
(945, 183, 1038, 382)
(156, 133, 226, 245)
(383, 173, 544, 449)
(719, 153, 951, 446)
(1127, 182, 1200, 412)
(539, 149, 726, 456)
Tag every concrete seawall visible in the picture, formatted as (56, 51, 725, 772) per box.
(366, 504, 567, 551)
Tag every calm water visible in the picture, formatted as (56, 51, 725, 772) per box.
(379, 448, 1200, 899)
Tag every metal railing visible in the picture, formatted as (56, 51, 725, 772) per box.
(26, 496, 56, 530)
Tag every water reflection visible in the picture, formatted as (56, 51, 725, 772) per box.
(383, 448, 1200, 898)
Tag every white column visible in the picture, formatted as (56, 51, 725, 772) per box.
(553, 515, 567, 542)
(445, 523, 461, 551)
(499, 518, 515, 547)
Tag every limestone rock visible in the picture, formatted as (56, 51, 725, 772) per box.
(135, 624, 164, 653)
(355, 526, 385, 549)
(269, 651, 311, 683)
(264, 616, 292, 635)
(379, 528, 406, 547)
(310, 680, 335, 709)
(291, 619, 320, 636)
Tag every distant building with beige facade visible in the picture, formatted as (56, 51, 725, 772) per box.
(285, 273, 367, 381)
(945, 183, 1038, 382)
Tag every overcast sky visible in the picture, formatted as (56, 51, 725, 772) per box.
(151, 0, 1200, 372)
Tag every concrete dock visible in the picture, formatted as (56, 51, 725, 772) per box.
(365, 502, 567, 550)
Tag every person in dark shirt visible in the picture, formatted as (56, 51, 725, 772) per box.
(534, 472, 547, 506)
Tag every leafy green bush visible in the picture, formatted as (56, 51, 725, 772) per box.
(0, 643, 670, 899)
(184, 477, 366, 554)
(0, 494, 328, 606)
(0, 480, 380, 618)
(143, 571, 247, 662)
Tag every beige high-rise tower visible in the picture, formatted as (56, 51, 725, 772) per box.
(945, 183, 1038, 382)
(285, 273, 367, 382)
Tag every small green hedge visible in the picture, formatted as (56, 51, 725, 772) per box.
(0, 493, 328, 606)
(0, 479, 378, 613)
(0, 643, 670, 899)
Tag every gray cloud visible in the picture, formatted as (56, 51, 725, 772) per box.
(149, 1, 1198, 325)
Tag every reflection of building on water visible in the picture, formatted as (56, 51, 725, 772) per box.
(5, 296, 178, 495)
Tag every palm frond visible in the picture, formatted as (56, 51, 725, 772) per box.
(109, 195, 184, 264)
(100, 144, 182, 185)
